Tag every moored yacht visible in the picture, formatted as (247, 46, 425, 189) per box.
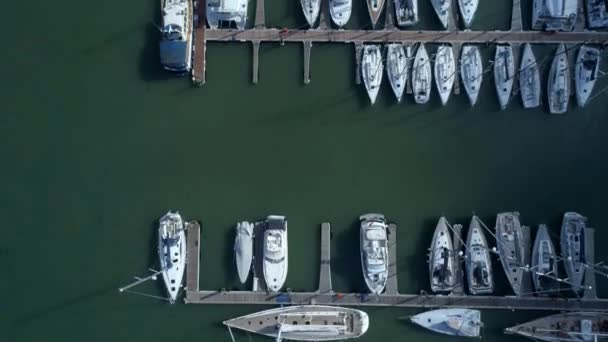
(458, 0, 478, 29)
(561, 212, 587, 291)
(434, 44, 456, 106)
(158, 211, 187, 304)
(395, 0, 419, 26)
(505, 312, 608, 342)
(461, 45, 483, 106)
(429, 216, 455, 293)
(548, 43, 570, 114)
(520, 43, 541, 109)
(235, 221, 254, 284)
(386, 43, 408, 102)
(362, 45, 383, 105)
(366, 0, 387, 27)
(531, 224, 559, 294)
(430, 0, 450, 29)
(263, 215, 288, 292)
(495, 212, 525, 296)
(206, 0, 248, 29)
(412, 43, 432, 104)
(160, 0, 193, 73)
(410, 309, 482, 337)
(223, 305, 370, 341)
(360, 213, 388, 294)
(466, 216, 493, 295)
(494, 44, 515, 110)
(301, 0, 322, 28)
(575, 45, 600, 108)
(330, 0, 352, 27)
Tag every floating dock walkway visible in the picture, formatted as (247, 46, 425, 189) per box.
(184, 222, 606, 311)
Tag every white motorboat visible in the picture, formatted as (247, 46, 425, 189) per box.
(458, 0, 478, 29)
(412, 43, 432, 104)
(263, 215, 288, 292)
(548, 43, 570, 114)
(235, 221, 254, 284)
(519, 43, 541, 109)
(434, 44, 456, 106)
(494, 44, 515, 110)
(461, 45, 483, 106)
(395, 0, 418, 26)
(495, 212, 525, 296)
(160, 0, 193, 73)
(158, 211, 186, 304)
(301, 0, 322, 28)
(430, 0, 450, 29)
(386, 43, 408, 102)
(575, 45, 600, 108)
(362, 45, 383, 105)
(466, 216, 493, 295)
(410, 309, 482, 337)
(366, 0, 387, 27)
(224, 305, 370, 341)
(429, 216, 454, 293)
(330, 0, 352, 27)
(206, 0, 248, 29)
(360, 213, 388, 294)
(531, 224, 559, 294)
(506, 312, 608, 342)
(561, 212, 587, 291)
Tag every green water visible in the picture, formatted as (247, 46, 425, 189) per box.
(2, 0, 608, 341)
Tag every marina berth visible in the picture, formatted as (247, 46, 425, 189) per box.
(395, 0, 418, 26)
(575, 46, 601, 108)
(410, 309, 482, 337)
(466, 216, 493, 295)
(519, 43, 541, 109)
(158, 211, 187, 304)
(160, 0, 193, 73)
(494, 44, 515, 110)
(263, 215, 288, 292)
(531, 224, 559, 294)
(429, 216, 455, 293)
(361, 45, 384, 105)
(300, 0, 322, 28)
(460, 45, 483, 106)
(412, 43, 432, 104)
(458, 0, 478, 29)
(329, 0, 352, 27)
(386, 43, 408, 103)
(434, 44, 456, 106)
(206, 0, 248, 29)
(505, 312, 608, 342)
(495, 212, 525, 296)
(430, 0, 450, 29)
(223, 305, 369, 341)
(547, 43, 570, 114)
(234, 221, 254, 284)
(561, 212, 587, 291)
(360, 213, 389, 294)
(366, 0, 387, 27)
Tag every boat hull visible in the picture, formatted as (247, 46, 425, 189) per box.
(301, 0, 321, 28)
(160, 0, 194, 73)
(494, 44, 515, 110)
(206, 0, 248, 29)
(395, 0, 419, 26)
(158, 211, 187, 303)
(387, 43, 408, 102)
(366, 0, 386, 27)
(411, 309, 481, 337)
(561, 212, 587, 291)
(461, 45, 482, 106)
(262, 215, 288, 292)
(506, 312, 608, 342)
(412, 43, 432, 104)
(434, 44, 455, 106)
(466, 216, 493, 295)
(548, 44, 570, 114)
(360, 213, 388, 294)
(458, 0, 478, 28)
(235, 221, 254, 284)
(575, 45, 600, 108)
(495, 212, 525, 296)
(519, 43, 541, 109)
(531, 224, 559, 293)
(362, 45, 383, 105)
(429, 217, 454, 292)
(329, 0, 352, 27)
(430, 0, 450, 29)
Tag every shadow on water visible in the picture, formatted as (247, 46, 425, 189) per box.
(147, 220, 168, 295)
(406, 217, 437, 292)
(332, 219, 367, 293)
(223, 225, 238, 287)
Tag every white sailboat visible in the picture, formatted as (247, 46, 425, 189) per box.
(458, 0, 479, 29)
(519, 43, 541, 109)
(235, 221, 254, 284)
(434, 44, 456, 106)
(360, 213, 388, 294)
(160, 0, 193, 73)
(494, 44, 515, 110)
(575, 45, 600, 108)
(301, 0, 322, 28)
(330, 0, 352, 27)
(410, 309, 482, 337)
(412, 43, 432, 104)
(206, 0, 248, 29)
(263, 215, 288, 292)
(158, 211, 187, 304)
(429, 216, 455, 292)
(548, 43, 570, 114)
(561, 212, 587, 291)
(531, 224, 559, 293)
(461, 45, 483, 106)
(430, 0, 450, 29)
(386, 43, 408, 102)
(506, 312, 608, 342)
(366, 0, 387, 27)
(466, 216, 493, 295)
(495, 212, 525, 296)
(362, 45, 383, 105)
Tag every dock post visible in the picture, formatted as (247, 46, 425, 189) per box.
(303, 41, 312, 84)
(355, 43, 363, 85)
(566, 44, 579, 99)
(252, 40, 260, 84)
(452, 43, 461, 95)
(255, 0, 265, 28)
(583, 228, 598, 299)
(520, 225, 534, 297)
(318, 223, 333, 294)
(451, 224, 465, 295)
(511, 0, 523, 31)
(511, 43, 521, 96)
(385, 223, 399, 295)
(405, 44, 413, 94)
(385, 0, 395, 29)
(185, 221, 201, 303)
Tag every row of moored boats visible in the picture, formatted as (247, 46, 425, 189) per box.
(361, 43, 603, 112)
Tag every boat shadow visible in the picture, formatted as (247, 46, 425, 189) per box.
(223, 225, 239, 289)
(331, 219, 368, 294)
(138, 7, 176, 82)
(404, 217, 437, 293)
